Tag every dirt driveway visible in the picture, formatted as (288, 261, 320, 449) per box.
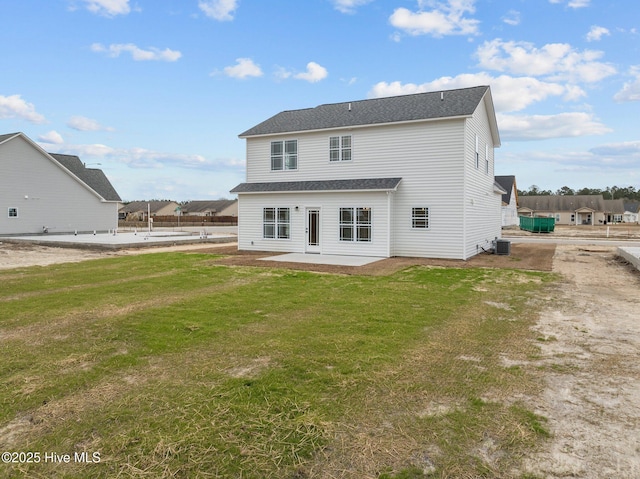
(1, 240, 639, 476)
(522, 244, 640, 478)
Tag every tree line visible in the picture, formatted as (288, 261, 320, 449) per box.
(518, 185, 640, 201)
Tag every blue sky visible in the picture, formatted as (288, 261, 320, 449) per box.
(1, 0, 638, 201)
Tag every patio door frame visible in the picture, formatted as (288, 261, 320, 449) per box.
(305, 207, 321, 254)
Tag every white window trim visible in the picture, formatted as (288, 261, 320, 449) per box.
(263, 207, 291, 240)
(270, 139, 298, 171)
(339, 207, 372, 242)
(329, 135, 352, 162)
(411, 207, 430, 229)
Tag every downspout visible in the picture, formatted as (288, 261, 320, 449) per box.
(387, 191, 392, 258)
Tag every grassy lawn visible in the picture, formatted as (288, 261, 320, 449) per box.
(0, 252, 553, 478)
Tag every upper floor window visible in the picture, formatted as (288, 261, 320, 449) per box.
(330, 135, 351, 162)
(271, 140, 297, 171)
(475, 135, 480, 169)
(8, 207, 18, 218)
(485, 144, 490, 174)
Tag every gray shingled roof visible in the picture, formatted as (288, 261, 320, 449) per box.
(495, 175, 516, 205)
(51, 153, 122, 202)
(239, 86, 491, 137)
(518, 195, 624, 213)
(182, 199, 237, 214)
(119, 200, 177, 214)
(230, 177, 402, 194)
(0, 132, 19, 144)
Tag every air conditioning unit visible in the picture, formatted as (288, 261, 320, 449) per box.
(495, 239, 511, 256)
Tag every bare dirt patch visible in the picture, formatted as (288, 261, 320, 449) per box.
(521, 245, 640, 478)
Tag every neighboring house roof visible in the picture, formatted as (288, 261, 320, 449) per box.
(182, 199, 237, 214)
(119, 200, 178, 214)
(494, 175, 517, 205)
(1, 132, 121, 202)
(518, 195, 625, 212)
(50, 154, 122, 202)
(239, 85, 500, 146)
(603, 199, 626, 214)
(230, 177, 402, 194)
(623, 201, 640, 213)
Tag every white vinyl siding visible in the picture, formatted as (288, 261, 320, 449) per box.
(0, 136, 118, 235)
(240, 92, 501, 260)
(236, 192, 390, 257)
(463, 99, 501, 259)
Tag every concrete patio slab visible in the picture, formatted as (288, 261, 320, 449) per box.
(0, 230, 236, 250)
(618, 247, 640, 272)
(258, 253, 384, 267)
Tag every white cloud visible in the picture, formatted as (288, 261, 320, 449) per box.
(91, 43, 182, 62)
(294, 62, 328, 83)
(80, 0, 130, 17)
(367, 73, 608, 141)
(222, 58, 263, 79)
(614, 66, 640, 102)
(38, 131, 64, 145)
(502, 10, 520, 26)
(549, 0, 590, 8)
(476, 39, 616, 83)
(332, 0, 373, 14)
(497, 112, 611, 141)
(199, 0, 238, 21)
(46, 142, 238, 171)
(590, 141, 640, 158)
(368, 73, 580, 112)
(389, 0, 480, 38)
(67, 116, 115, 132)
(586, 25, 610, 42)
(0, 94, 46, 124)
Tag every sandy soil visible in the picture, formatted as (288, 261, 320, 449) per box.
(522, 245, 640, 478)
(1, 239, 639, 477)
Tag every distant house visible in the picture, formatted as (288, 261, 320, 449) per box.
(518, 195, 626, 225)
(495, 175, 518, 227)
(182, 199, 238, 217)
(119, 201, 180, 221)
(623, 201, 640, 223)
(231, 85, 502, 259)
(0, 132, 121, 235)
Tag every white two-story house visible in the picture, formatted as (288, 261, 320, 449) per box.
(230, 85, 502, 260)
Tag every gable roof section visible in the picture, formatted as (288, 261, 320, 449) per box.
(50, 154, 122, 202)
(518, 195, 611, 212)
(182, 199, 237, 213)
(231, 177, 402, 194)
(240, 86, 499, 145)
(495, 175, 517, 205)
(1, 132, 121, 203)
(119, 200, 178, 214)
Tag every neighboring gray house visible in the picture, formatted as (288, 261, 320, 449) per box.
(182, 199, 238, 217)
(518, 195, 626, 225)
(623, 201, 640, 223)
(231, 85, 502, 260)
(119, 200, 180, 220)
(495, 175, 518, 227)
(0, 132, 121, 235)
